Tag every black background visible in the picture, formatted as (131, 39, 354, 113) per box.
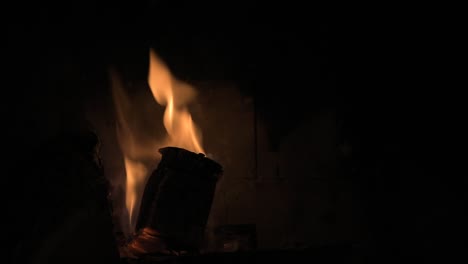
(4, 1, 463, 263)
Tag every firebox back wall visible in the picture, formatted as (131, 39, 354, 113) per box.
(87, 80, 358, 250)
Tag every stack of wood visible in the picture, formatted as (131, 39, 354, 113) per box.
(12, 130, 121, 264)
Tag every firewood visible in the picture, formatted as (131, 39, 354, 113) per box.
(125, 147, 222, 256)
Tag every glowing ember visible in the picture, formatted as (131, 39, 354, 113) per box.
(111, 49, 205, 233)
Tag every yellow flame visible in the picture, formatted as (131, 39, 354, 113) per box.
(111, 49, 205, 233)
(123, 158, 148, 229)
(148, 49, 204, 154)
(111, 68, 161, 233)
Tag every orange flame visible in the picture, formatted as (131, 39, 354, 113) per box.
(111, 49, 204, 233)
(111, 68, 160, 233)
(148, 49, 204, 154)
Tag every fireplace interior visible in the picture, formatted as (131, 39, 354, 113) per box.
(5, 1, 460, 264)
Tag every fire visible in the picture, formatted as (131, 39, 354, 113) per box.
(111, 49, 204, 233)
(148, 49, 204, 154)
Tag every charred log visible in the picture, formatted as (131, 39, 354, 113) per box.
(126, 147, 222, 257)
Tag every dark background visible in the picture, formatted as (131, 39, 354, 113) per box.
(4, 1, 463, 263)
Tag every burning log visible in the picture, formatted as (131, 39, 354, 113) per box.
(124, 147, 222, 257)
